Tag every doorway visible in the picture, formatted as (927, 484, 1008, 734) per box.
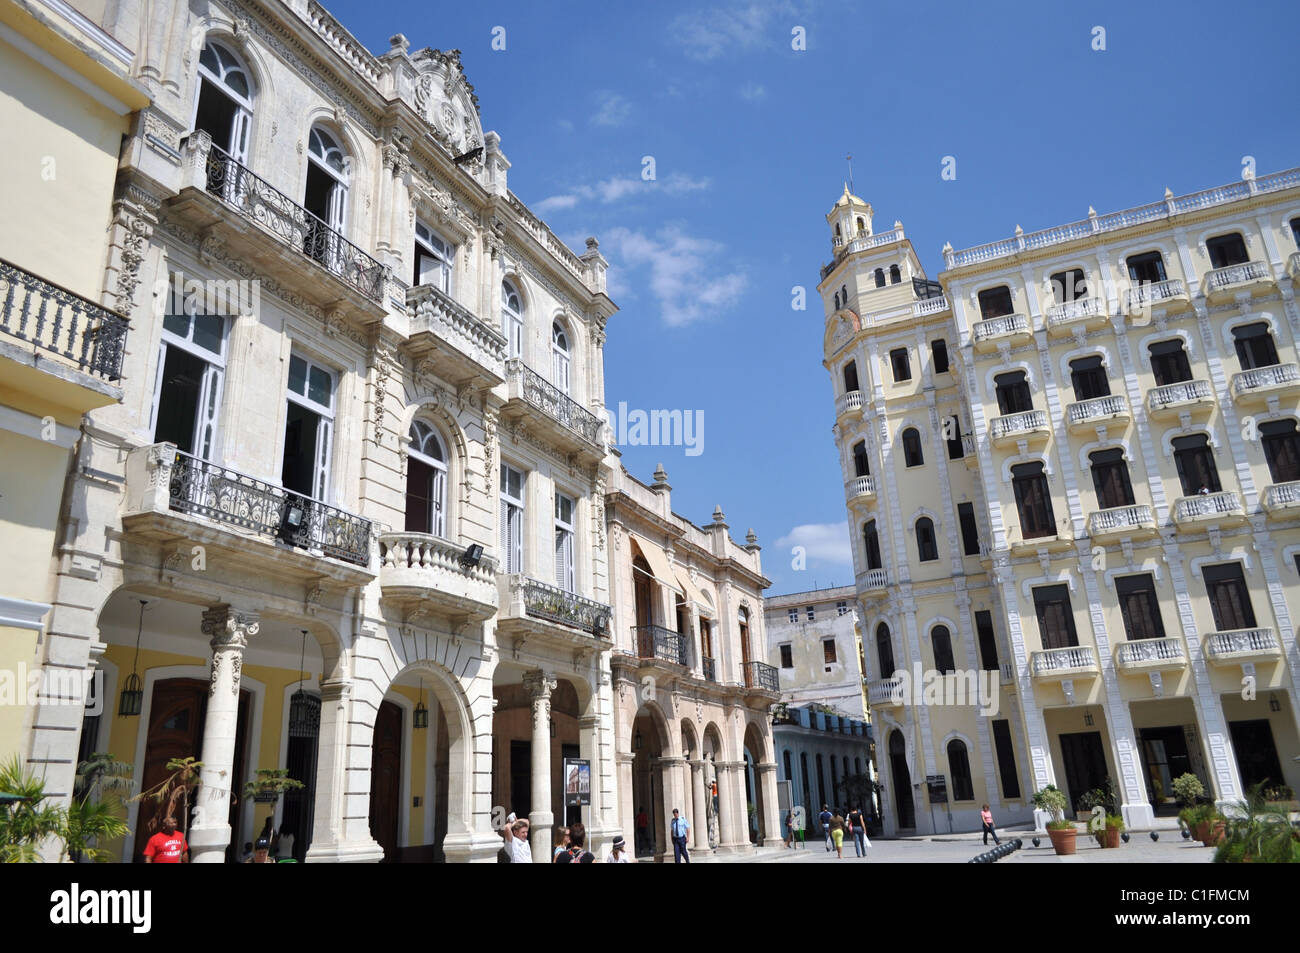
(1059, 731, 1109, 813)
(1138, 726, 1193, 813)
(888, 730, 915, 829)
(368, 700, 403, 862)
(1229, 720, 1285, 791)
(280, 692, 320, 861)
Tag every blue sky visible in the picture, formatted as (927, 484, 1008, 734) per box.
(329, 0, 1300, 595)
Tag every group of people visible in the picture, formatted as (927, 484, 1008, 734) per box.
(786, 805, 872, 859)
(498, 814, 634, 863)
(141, 815, 296, 864)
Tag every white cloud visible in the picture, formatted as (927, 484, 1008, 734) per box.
(670, 1, 803, 62)
(590, 91, 631, 127)
(602, 224, 747, 327)
(533, 194, 580, 215)
(774, 522, 852, 566)
(556, 118, 575, 133)
(533, 173, 710, 216)
(739, 81, 767, 102)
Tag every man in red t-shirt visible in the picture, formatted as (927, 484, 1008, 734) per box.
(143, 816, 189, 863)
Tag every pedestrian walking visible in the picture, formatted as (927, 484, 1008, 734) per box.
(670, 808, 691, 863)
(563, 822, 595, 862)
(785, 809, 796, 848)
(634, 806, 650, 853)
(847, 805, 867, 857)
(818, 804, 833, 851)
(606, 834, 631, 863)
(829, 810, 845, 859)
(981, 804, 1000, 846)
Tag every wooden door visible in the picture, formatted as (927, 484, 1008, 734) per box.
(369, 700, 403, 862)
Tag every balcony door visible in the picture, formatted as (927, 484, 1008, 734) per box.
(554, 492, 575, 592)
(499, 464, 524, 574)
(1202, 563, 1256, 631)
(282, 353, 335, 502)
(1172, 435, 1220, 495)
(303, 127, 349, 267)
(552, 322, 571, 395)
(405, 421, 447, 537)
(1261, 420, 1300, 484)
(502, 281, 523, 359)
(1089, 449, 1136, 509)
(151, 309, 227, 460)
(194, 41, 252, 163)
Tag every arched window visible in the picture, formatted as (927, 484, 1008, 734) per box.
(552, 321, 571, 394)
(862, 520, 882, 570)
(902, 428, 924, 467)
(915, 517, 938, 562)
(502, 280, 523, 359)
(406, 421, 448, 537)
(843, 359, 859, 393)
(947, 739, 974, 801)
(835, 223, 842, 239)
(304, 126, 349, 263)
(874, 268, 885, 288)
(932, 625, 955, 673)
(889, 264, 901, 284)
(834, 292, 840, 310)
(856, 216, 866, 234)
(875, 623, 895, 678)
(195, 40, 253, 162)
(841, 285, 848, 305)
(738, 606, 751, 667)
(414, 222, 453, 291)
(852, 440, 869, 477)
(783, 750, 794, 782)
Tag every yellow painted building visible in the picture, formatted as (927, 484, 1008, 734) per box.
(821, 170, 1300, 834)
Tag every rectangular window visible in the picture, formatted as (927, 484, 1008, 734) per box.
(499, 463, 525, 574)
(931, 340, 950, 374)
(836, 601, 849, 616)
(992, 720, 1021, 799)
(975, 610, 999, 670)
(787, 607, 798, 623)
(958, 502, 980, 556)
(806, 606, 815, 621)
(1069, 356, 1111, 401)
(282, 353, 334, 501)
(843, 360, 860, 393)
(916, 520, 938, 561)
(780, 644, 793, 668)
(152, 309, 227, 460)
(946, 415, 965, 459)
(890, 348, 912, 382)
(414, 221, 454, 291)
(1127, 251, 1167, 284)
(1090, 448, 1136, 509)
(852, 440, 870, 477)
(1149, 339, 1193, 386)
(554, 492, 575, 592)
(978, 286, 1014, 319)
(1261, 421, 1300, 484)
(1012, 462, 1056, 539)
(1116, 574, 1166, 640)
(1206, 233, 1249, 268)
(1202, 563, 1257, 631)
(823, 639, 837, 664)
(1173, 435, 1221, 496)
(1232, 323, 1279, 371)
(1049, 268, 1087, 304)
(1033, 584, 1078, 649)
(994, 371, 1033, 415)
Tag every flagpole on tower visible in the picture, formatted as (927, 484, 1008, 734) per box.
(846, 153, 854, 194)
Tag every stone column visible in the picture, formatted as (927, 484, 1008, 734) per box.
(715, 760, 736, 850)
(689, 759, 708, 851)
(660, 755, 687, 858)
(524, 671, 556, 861)
(758, 761, 782, 847)
(615, 751, 635, 850)
(304, 675, 384, 863)
(192, 605, 258, 864)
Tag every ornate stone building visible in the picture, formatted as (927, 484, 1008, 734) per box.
(12, 0, 620, 862)
(821, 170, 1300, 835)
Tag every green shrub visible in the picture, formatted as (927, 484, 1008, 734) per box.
(1172, 773, 1206, 808)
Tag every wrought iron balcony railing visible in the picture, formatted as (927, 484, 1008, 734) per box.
(0, 258, 129, 380)
(632, 624, 683, 664)
(701, 656, 716, 682)
(518, 576, 611, 635)
(192, 136, 386, 303)
(167, 448, 371, 565)
(504, 358, 604, 447)
(744, 660, 780, 692)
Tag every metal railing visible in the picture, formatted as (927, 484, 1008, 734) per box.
(504, 358, 604, 446)
(519, 577, 611, 635)
(972, 313, 1029, 343)
(1031, 645, 1097, 676)
(1204, 260, 1271, 292)
(1204, 628, 1278, 660)
(167, 448, 371, 565)
(1173, 491, 1242, 522)
(0, 258, 129, 380)
(632, 624, 683, 663)
(1068, 394, 1128, 425)
(1117, 637, 1185, 666)
(744, 660, 779, 692)
(701, 656, 716, 682)
(193, 137, 386, 302)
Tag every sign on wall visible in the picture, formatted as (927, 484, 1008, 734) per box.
(926, 775, 948, 804)
(563, 758, 591, 807)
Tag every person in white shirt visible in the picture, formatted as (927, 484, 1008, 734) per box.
(508, 818, 532, 863)
(606, 834, 630, 863)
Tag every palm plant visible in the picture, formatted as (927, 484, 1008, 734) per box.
(0, 756, 67, 863)
(133, 757, 202, 836)
(1213, 783, 1300, 863)
(65, 753, 134, 863)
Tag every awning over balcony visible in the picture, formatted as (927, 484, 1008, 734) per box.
(673, 566, 713, 617)
(631, 535, 683, 595)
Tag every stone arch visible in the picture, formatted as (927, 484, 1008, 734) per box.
(396, 396, 472, 527)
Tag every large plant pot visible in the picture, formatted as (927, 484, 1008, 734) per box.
(1101, 827, 1121, 848)
(1205, 821, 1225, 846)
(1048, 827, 1077, 856)
(1193, 822, 1210, 843)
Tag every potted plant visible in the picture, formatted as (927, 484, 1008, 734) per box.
(1033, 785, 1075, 854)
(1047, 817, 1077, 855)
(1077, 786, 1108, 823)
(1172, 772, 1205, 809)
(1213, 785, 1300, 863)
(1094, 813, 1124, 849)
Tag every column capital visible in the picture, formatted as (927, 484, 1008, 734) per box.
(522, 670, 557, 699)
(201, 604, 260, 649)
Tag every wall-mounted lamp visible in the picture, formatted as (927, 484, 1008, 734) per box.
(459, 543, 484, 568)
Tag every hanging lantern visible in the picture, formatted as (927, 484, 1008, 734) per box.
(413, 679, 428, 730)
(288, 630, 319, 735)
(118, 599, 147, 717)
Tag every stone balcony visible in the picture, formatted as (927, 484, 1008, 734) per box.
(1088, 504, 1157, 540)
(1066, 394, 1130, 433)
(377, 532, 498, 623)
(990, 409, 1051, 447)
(1031, 645, 1100, 679)
(1046, 296, 1109, 336)
(168, 134, 389, 317)
(122, 443, 375, 584)
(406, 285, 506, 385)
(962, 432, 979, 468)
(1172, 491, 1246, 528)
(856, 567, 889, 595)
(497, 574, 612, 647)
(1124, 279, 1190, 316)
(912, 295, 950, 317)
(1146, 379, 1216, 420)
(845, 474, 877, 508)
(867, 676, 904, 709)
(1203, 260, 1274, 303)
(1262, 481, 1300, 518)
(1203, 628, 1281, 667)
(836, 389, 865, 420)
(1115, 637, 1188, 673)
(972, 313, 1031, 352)
(1230, 363, 1300, 406)
(501, 359, 605, 462)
